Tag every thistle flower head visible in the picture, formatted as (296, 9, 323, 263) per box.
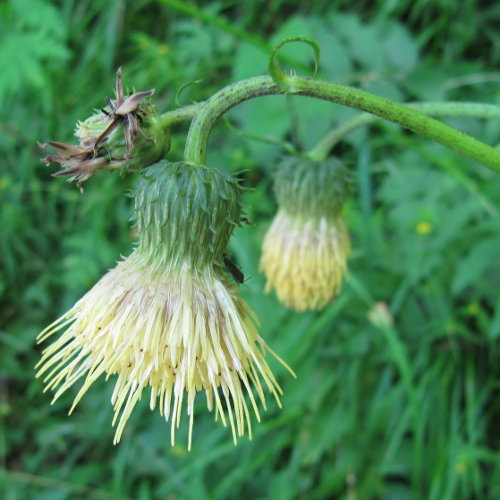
(36, 161, 290, 449)
(40, 68, 169, 190)
(260, 156, 352, 311)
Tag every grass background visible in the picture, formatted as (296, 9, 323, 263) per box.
(1, 0, 500, 499)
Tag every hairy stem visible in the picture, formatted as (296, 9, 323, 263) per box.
(183, 75, 500, 172)
(156, 103, 202, 129)
(308, 102, 500, 161)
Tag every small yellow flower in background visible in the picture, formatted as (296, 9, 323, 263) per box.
(157, 43, 169, 55)
(37, 161, 291, 449)
(416, 221, 432, 234)
(466, 302, 480, 315)
(260, 156, 352, 311)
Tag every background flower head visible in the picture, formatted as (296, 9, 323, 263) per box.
(260, 156, 352, 311)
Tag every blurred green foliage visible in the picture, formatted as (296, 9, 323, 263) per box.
(1, 1, 500, 499)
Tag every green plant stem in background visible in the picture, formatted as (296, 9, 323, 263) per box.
(308, 102, 500, 161)
(157, 0, 270, 52)
(183, 75, 500, 172)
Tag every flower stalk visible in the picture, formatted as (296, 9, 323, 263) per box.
(183, 76, 500, 172)
(308, 102, 500, 161)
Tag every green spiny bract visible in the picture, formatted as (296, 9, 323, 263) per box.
(274, 156, 352, 221)
(134, 161, 243, 272)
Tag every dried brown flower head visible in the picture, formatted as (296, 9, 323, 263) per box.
(39, 67, 158, 191)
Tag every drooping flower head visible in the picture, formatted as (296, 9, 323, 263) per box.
(36, 160, 290, 449)
(260, 156, 352, 311)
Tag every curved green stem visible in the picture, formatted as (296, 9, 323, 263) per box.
(183, 75, 500, 172)
(308, 102, 500, 161)
(155, 103, 202, 129)
(184, 76, 281, 163)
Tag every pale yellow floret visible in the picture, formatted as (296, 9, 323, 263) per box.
(260, 210, 350, 311)
(36, 250, 292, 450)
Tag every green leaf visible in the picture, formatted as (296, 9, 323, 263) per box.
(383, 22, 419, 72)
(451, 238, 500, 294)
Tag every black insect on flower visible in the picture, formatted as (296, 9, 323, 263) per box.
(240, 217, 255, 226)
(223, 254, 245, 284)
